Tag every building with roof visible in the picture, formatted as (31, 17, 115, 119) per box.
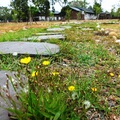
(98, 12, 111, 19)
(69, 6, 96, 20)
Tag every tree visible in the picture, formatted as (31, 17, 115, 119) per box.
(30, 6, 39, 19)
(0, 7, 11, 22)
(60, 5, 70, 19)
(93, 1, 102, 19)
(65, 9, 71, 21)
(54, 0, 68, 7)
(117, 1, 120, 19)
(10, 0, 29, 22)
(111, 6, 116, 18)
(11, 9, 18, 22)
(116, 8, 120, 19)
(77, 11, 81, 20)
(68, 0, 89, 8)
(32, 0, 50, 20)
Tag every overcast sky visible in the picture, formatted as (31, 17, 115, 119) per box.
(0, 0, 119, 12)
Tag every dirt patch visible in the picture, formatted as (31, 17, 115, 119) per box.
(0, 21, 62, 34)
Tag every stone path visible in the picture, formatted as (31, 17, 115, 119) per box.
(22, 34, 65, 41)
(0, 71, 27, 120)
(0, 42, 60, 55)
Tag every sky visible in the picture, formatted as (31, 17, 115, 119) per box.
(0, 0, 119, 12)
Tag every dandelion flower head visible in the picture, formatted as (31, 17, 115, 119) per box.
(118, 74, 120, 78)
(52, 72, 59, 76)
(91, 87, 97, 92)
(68, 86, 75, 91)
(109, 72, 114, 77)
(31, 71, 38, 77)
(20, 57, 31, 64)
(42, 60, 50, 66)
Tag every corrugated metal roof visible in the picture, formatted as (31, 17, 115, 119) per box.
(69, 6, 81, 12)
(66, 6, 94, 14)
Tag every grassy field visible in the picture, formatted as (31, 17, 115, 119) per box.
(0, 20, 120, 120)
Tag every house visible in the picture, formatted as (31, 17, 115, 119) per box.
(99, 12, 111, 19)
(78, 7, 96, 20)
(69, 6, 81, 19)
(53, 11, 61, 20)
(69, 6, 96, 20)
(34, 6, 96, 21)
(38, 11, 61, 21)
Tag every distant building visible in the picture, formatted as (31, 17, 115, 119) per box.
(34, 6, 96, 21)
(53, 11, 61, 20)
(68, 6, 96, 20)
(99, 12, 111, 19)
(38, 11, 61, 21)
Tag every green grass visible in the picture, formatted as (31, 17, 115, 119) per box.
(0, 21, 120, 119)
(0, 28, 46, 42)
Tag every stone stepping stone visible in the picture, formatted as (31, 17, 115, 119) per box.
(23, 34, 65, 41)
(47, 28, 65, 32)
(0, 42, 59, 55)
(61, 26, 72, 29)
(0, 70, 27, 120)
(47, 26, 71, 32)
(33, 32, 62, 36)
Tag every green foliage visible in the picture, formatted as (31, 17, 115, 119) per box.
(30, 6, 39, 18)
(77, 11, 81, 20)
(93, 2, 102, 17)
(10, 0, 29, 22)
(68, 0, 89, 8)
(116, 8, 120, 18)
(65, 9, 71, 21)
(60, 5, 70, 18)
(111, 6, 120, 19)
(11, 10, 18, 22)
(60, 5, 72, 21)
(0, 7, 12, 22)
(32, 0, 50, 19)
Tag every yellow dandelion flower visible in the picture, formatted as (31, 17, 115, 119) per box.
(68, 86, 75, 91)
(52, 72, 59, 76)
(31, 71, 38, 77)
(118, 74, 120, 78)
(91, 87, 97, 92)
(109, 72, 114, 77)
(20, 57, 31, 64)
(42, 60, 50, 66)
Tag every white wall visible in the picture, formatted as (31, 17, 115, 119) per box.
(84, 13, 97, 20)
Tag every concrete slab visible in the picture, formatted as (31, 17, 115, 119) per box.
(33, 32, 61, 36)
(0, 42, 60, 55)
(46, 26, 71, 32)
(0, 71, 27, 120)
(47, 28, 65, 32)
(23, 34, 65, 41)
(61, 26, 72, 29)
